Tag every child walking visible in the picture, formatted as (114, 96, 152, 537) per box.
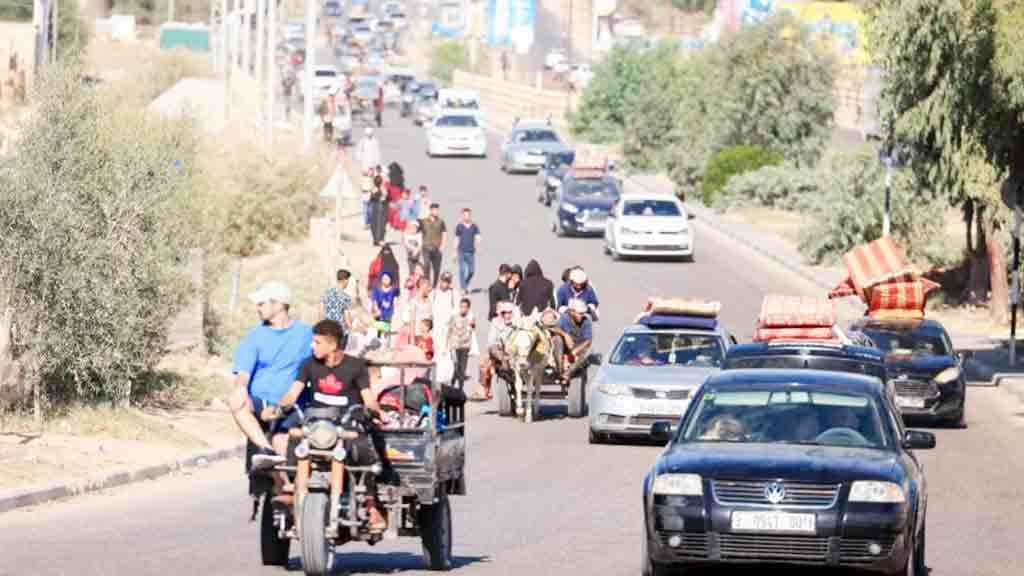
(448, 297, 477, 390)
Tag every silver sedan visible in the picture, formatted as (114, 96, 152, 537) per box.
(500, 122, 571, 174)
(588, 324, 733, 443)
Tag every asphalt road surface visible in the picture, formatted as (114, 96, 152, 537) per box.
(4, 111, 1024, 576)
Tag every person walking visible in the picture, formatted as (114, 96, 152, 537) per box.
(453, 208, 481, 293)
(448, 297, 477, 390)
(319, 268, 354, 347)
(402, 220, 423, 275)
(320, 92, 337, 143)
(420, 202, 447, 287)
(357, 127, 381, 173)
(282, 70, 295, 121)
(518, 259, 556, 316)
(370, 174, 389, 246)
(374, 84, 385, 128)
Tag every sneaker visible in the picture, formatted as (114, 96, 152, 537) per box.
(251, 446, 285, 470)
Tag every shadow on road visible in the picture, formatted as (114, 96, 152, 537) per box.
(286, 551, 491, 574)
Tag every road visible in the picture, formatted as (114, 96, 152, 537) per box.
(5, 28, 1024, 574)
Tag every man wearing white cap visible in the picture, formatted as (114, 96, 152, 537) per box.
(471, 300, 517, 401)
(549, 298, 594, 381)
(230, 281, 314, 469)
(556, 266, 600, 320)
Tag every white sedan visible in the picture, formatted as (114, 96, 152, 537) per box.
(604, 193, 694, 261)
(426, 113, 487, 158)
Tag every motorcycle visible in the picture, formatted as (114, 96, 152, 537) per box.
(251, 360, 467, 575)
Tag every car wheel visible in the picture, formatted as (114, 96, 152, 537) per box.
(588, 427, 606, 444)
(952, 393, 967, 428)
(610, 244, 622, 261)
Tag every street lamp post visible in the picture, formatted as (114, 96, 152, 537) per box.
(303, 0, 315, 152)
(880, 121, 900, 237)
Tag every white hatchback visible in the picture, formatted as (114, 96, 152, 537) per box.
(604, 193, 693, 261)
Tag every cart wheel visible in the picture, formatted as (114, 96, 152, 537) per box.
(301, 493, 332, 576)
(419, 493, 453, 571)
(568, 371, 587, 418)
(497, 377, 514, 417)
(260, 494, 290, 566)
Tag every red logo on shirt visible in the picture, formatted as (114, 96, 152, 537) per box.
(318, 374, 346, 395)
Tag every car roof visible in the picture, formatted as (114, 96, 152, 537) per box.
(705, 369, 885, 395)
(619, 192, 682, 203)
(622, 324, 728, 337)
(725, 342, 884, 362)
(513, 121, 555, 130)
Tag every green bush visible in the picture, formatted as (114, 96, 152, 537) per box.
(797, 150, 946, 265)
(621, 43, 689, 171)
(716, 162, 819, 210)
(429, 41, 469, 86)
(701, 145, 784, 205)
(0, 66, 210, 408)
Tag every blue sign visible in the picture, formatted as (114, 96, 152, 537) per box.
(486, 0, 536, 47)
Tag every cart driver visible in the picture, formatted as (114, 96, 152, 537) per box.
(472, 300, 518, 401)
(548, 299, 593, 381)
(276, 320, 387, 533)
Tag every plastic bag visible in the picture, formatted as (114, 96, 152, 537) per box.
(435, 351, 455, 383)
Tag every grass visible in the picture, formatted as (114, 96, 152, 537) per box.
(720, 205, 810, 246)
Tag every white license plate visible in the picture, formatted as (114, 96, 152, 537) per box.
(896, 396, 925, 409)
(731, 511, 816, 534)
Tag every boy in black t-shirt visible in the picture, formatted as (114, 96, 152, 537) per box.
(278, 320, 386, 532)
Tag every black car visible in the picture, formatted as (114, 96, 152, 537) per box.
(642, 369, 932, 575)
(723, 339, 887, 381)
(850, 318, 968, 426)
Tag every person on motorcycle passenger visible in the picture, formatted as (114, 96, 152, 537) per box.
(277, 320, 388, 532)
(472, 300, 517, 401)
(556, 267, 599, 320)
(230, 281, 313, 470)
(548, 299, 593, 381)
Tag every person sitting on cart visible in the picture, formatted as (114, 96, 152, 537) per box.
(472, 300, 517, 401)
(548, 299, 593, 382)
(276, 320, 388, 533)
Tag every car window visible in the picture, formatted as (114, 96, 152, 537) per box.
(724, 355, 886, 381)
(567, 179, 617, 198)
(442, 98, 479, 109)
(315, 70, 337, 77)
(436, 115, 479, 128)
(681, 388, 889, 448)
(547, 152, 575, 168)
(611, 332, 724, 367)
(860, 327, 951, 357)
(517, 130, 558, 143)
(623, 200, 681, 217)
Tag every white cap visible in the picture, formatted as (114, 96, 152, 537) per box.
(569, 268, 587, 284)
(248, 281, 292, 305)
(568, 298, 588, 313)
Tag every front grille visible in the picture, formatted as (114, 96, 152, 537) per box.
(656, 531, 709, 559)
(719, 533, 829, 562)
(632, 415, 680, 428)
(893, 378, 939, 397)
(631, 387, 691, 400)
(711, 480, 840, 509)
(839, 536, 897, 564)
(624, 244, 687, 251)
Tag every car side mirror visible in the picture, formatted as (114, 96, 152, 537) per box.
(902, 430, 935, 450)
(650, 421, 673, 443)
(587, 352, 603, 366)
(956, 350, 973, 363)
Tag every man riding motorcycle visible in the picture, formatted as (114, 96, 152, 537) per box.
(274, 320, 388, 533)
(556, 267, 599, 321)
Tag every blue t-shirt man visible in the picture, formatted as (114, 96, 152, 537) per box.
(233, 321, 314, 405)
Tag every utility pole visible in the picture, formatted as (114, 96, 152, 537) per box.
(568, 0, 573, 63)
(265, 0, 276, 147)
(256, 0, 266, 95)
(303, 0, 315, 152)
(221, 0, 230, 123)
(241, 0, 251, 77)
(51, 0, 58, 63)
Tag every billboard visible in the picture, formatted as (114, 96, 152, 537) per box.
(433, 0, 469, 38)
(725, 0, 870, 65)
(486, 0, 537, 52)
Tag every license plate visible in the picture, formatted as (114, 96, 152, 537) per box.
(731, 511, 816, 534)
(896, 396, 925, 409)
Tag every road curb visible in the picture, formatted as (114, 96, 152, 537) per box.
(0, 443, 244, 515)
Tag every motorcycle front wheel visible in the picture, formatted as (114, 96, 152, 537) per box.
(301, 493, 332, 576)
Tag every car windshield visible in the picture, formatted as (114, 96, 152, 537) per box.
(611, 332, 724, 367)
(860, 327, 950, 358)
(443, 98, 478, 109)
(517, 130, 558, 143)
(315, 70, 337, 77)
(567, 179, 616, 198)
(682, 387, 889, 449)
(437, 115, 478, 128)
(623, 200, 681, 217)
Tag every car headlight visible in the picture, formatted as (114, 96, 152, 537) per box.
(547, 176, 561, 187)
(652, 473, 703, 496)
(597, 381, 629, 396)
(933, 366, 961, 384)
(848, 481, 905, 503)
(562, 203, 579, 214)
(307, 420, 339, 450)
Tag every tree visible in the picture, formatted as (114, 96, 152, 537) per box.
(569, 45, 656, 143)
(620, 43, 688, 170)
(866, 0, 1024, 322)
(666, 14, 837, 200)
(429, 41, 468, 86)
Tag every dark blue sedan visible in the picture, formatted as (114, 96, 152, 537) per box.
(551, 173, 621, 236)
(642, 369, 932, 575)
